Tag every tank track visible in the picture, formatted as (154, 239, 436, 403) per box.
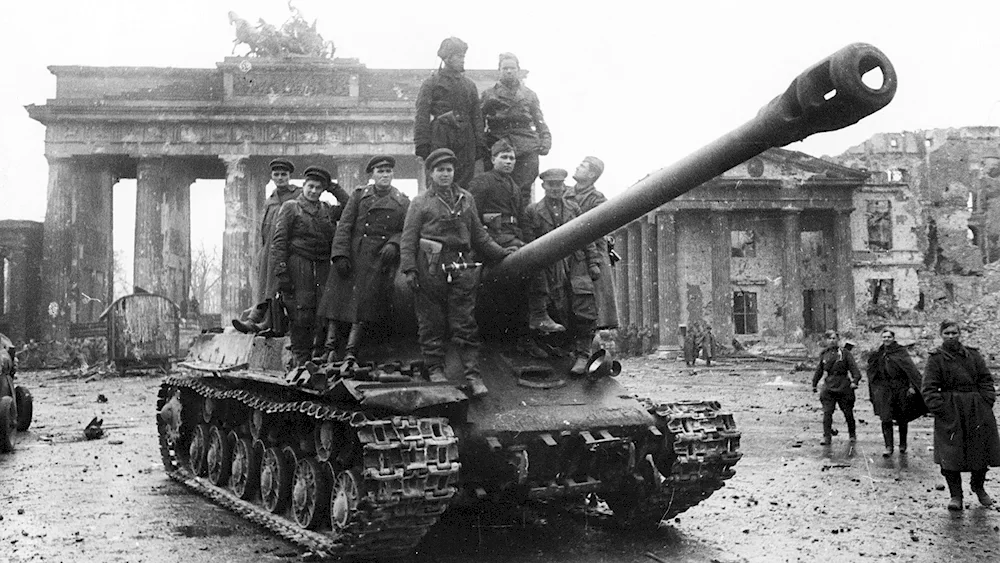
(156, 375, 460, 560)
(569, 399, 741, 527)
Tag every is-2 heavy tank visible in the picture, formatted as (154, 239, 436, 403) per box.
(156, 43, 897, 560)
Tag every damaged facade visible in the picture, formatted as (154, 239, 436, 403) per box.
(0, 221, 44, 342)
(612, 147, 922, 351)
(833, 127, 1000, 311)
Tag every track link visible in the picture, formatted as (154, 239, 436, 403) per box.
(157, 375, 460, 560)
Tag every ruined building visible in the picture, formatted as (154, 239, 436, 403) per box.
(611, 147, 923, 352)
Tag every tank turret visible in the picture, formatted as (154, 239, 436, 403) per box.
(157, 43, 896, 560)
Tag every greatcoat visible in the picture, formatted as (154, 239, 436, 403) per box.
(567, 184, 619, 329)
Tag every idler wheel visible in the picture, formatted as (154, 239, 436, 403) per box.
(330, 468, 363, 531)
(292, 458, 330, 529)
(229, 434, 261, 499)
(206, 425, 233, 486)
(189, 424, 211, 476)
(261, 446, 293, 513)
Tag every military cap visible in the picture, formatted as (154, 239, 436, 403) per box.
(583, 156, 605, 176)
(491, 139, 516, 156)
(365, 155, 396, 173)
(539, 168, 569, 182)
(437, 37, 468, 59)
(498, 52, 520, 68)
(425, 148, 458, 170)
(302, 166, 332, 187)
(269, 158, 295, 173)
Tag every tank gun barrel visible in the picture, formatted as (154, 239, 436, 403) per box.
(489, 42, 897, 283)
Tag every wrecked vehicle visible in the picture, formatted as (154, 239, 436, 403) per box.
(0, 332, 34, 453)
(156, 42, 896, 560)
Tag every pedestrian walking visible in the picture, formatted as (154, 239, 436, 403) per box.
(812, 330, 862, 445)
(921, 320, 1000, 510)
(867, 329, 924, 457)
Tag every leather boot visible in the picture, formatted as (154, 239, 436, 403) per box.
(344, 323, 363, 362)
(943, 470, 964, 511)
(459, 346, 488, 398)
(528, 295, 565, 333)
(233, 299, 275, 334)
(971, 470, 994, 506)
(881, 421, 894, 457)
(517, 336, 549, 359)
(898, 422, 908, 454)
(322, 321, 340, 363)
(845, 411, 857, 442)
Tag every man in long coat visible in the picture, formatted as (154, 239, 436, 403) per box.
(480, 52, 551, 205)
(413, 37, 485, 189)
(257, 158, 300, 303)
(922, 320, 1000, 510)
(321, 156, 410, 362)
(567, 156, 618, 329)
(523, 168, 602, 376)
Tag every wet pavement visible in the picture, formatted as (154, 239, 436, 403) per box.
(1, 358, 998, 562)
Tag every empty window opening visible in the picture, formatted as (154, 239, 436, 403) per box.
(803, 289, 833, 334)
(867, 200, 893, 251)
(730, 230, 756, 258)
(733, 291, 758, 334)
(867, 278, 895, 306)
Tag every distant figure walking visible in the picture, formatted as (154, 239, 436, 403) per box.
(812, 330, 862, 445)
(867, 329, 924, 457)
(921, 320, 1000, 511)
(683, 324, 699, 367)
(698, 325, 716, 367)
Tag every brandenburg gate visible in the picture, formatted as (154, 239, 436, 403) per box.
(27, 56, 497, 339)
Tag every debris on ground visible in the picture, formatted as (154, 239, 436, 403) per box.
(83, 416, 104, 440)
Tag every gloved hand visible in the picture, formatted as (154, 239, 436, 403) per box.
(588, 264, 601, 281)
(277, 272, 293, 294)
(502, 247, 517, 257)
(405, 271, 420, 292)
(334, 257, 352, 279)
(379, 243, 399, 263)
(416, 144, 431, 159)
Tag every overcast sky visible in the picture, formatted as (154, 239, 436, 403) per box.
(2, 0, 999, 275)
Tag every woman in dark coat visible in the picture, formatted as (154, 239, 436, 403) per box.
(921, 320, 1000, 511)
(867, 329, 923, 457)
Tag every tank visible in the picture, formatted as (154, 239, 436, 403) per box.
(156, 43, 897, 559)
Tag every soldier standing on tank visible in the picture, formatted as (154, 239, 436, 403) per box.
(414, 37, 486, 190)
(400, 148, 512, 397)
(480, 52, 551, 206)
(567, 156, 619, 330)
(468, 140, 564, 358)
(270, 166, 342, 366)
(523, 168, 602, 376)
(320, 156, 410, 363)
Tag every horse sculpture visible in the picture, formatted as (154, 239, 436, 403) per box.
(228, 6, 334, 59)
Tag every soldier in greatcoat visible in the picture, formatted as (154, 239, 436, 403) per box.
(399, 148, 511, 397)
(567, 156, 619, 329)
(414, 37, 486, 189)
(922, 320, 1000, 511)
(320, 156, 410, 362)
(256, 159, 299, 304)
(523, 168, 602, 376)
(480, 52, 551, 205)
(270, 166, 342, 366)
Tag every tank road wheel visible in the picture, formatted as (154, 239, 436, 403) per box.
(189, 424, 211, 476)
(293, 458, 331, 529)
(14, 386, 32, 431)
(206, 425, 233, 486)
(330, 468, 364, 532)
(0, 396, 15, 453)
(314, 421, 349, 463)
(261, 447, 293, 513)
(229, 435, 261, 500)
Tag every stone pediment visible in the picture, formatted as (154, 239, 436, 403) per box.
(714, 147, 870, 184)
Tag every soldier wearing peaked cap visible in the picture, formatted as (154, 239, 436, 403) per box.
(414, 37, 486, 190)
(481, 52, 552, 206)
(256, 158, 302, 305)
(320, 155, 410, 363)
(270, 165, 346, 365)
(399, 148, 512, 397)
(523, 168, 602, 377)
(567, 156, 618, 329)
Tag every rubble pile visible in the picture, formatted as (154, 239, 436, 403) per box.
(14, 337, 107, 370)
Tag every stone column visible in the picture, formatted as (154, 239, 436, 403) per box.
(627, 222, 642, 327)
(656, 210, 681, 352)
(833, 208, 856, 331)
(710, 210, 733, 340)
(640, 215, 657, 337)
(613, 229, 629, 326)
(245, 159, 269, 303)
(135, 158, 193, 309)
(781, 209, 804, 343)
(221, 156, 255, 323)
